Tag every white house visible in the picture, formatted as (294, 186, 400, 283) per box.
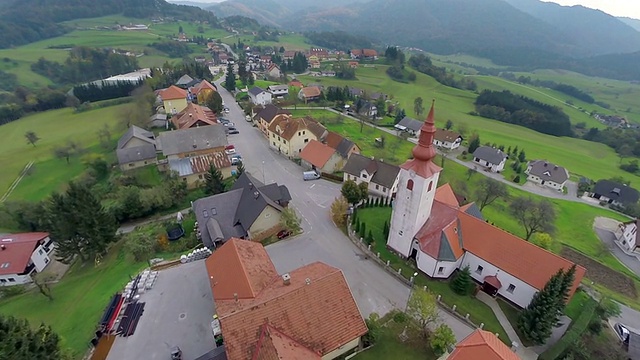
(248, 86, 272, 106)
(0, 232, 55, 286)
(267, 84, 288, 98)
(394, 116, 422, 136)
(342, 153, 400, 199)
(386, 103, 585, 308)
(525, 160, 570, 191)
(472, 146, 507, 173)
(615, 219, 640, 253)
(433, 129, 463, 150)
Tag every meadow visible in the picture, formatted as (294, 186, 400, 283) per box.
(0, 105, 126, 201)
(297, 66, 640, 183)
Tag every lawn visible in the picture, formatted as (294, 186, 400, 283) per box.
(296, 66, 640, 183)
(0, 105, 126, 201)
(354, 317, 438, 360)
(564, 289, 591, 320)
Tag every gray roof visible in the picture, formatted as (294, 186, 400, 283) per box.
(341, 153, 400, 188)
(168, 157, 193, 176)
(473, 146, 508, 165)
(176, 74, 194, 86)
(257, 104, 290, 124)
(116, 144, 157, 165)
(117, 125, 155, 149)
(248, 86, 265, 96)
(396, 116, 423, 132)
(194, 345, 227, 360)
(158, 125, 227, 156)
(150, 113, 167, 121)
(193, 189, 247, 248)
(348, 87, 364, 97)
(230, 172, 284, 227)
(267, 85, 288, 92)
(258, 183, 292, 206)
(464, 203, 484, 221)
(335, 138, 356, 159)
(527, 160, 570, 184)
(593, 180, 640, 205)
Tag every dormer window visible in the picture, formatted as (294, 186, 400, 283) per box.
(407, 179, 414, 191)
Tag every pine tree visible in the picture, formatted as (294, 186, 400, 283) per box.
(383, 220, 390, 238)
(450, 266, 473, 295)
(351, 209, 358, 226)
(0, 315, 65, 359)
(555, 265, 576, 323)
(224, 62, 235, 91)
(359, 222, 367, 239)
(517, 269, 565, 344)
(354, 220, 360, 233)
(204, 164, 225, 195)
(366, 229, 374, 244)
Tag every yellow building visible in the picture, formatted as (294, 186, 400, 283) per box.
(267, 114, 327, 158)
(192, 80, 218, 105)
(160, 85, 188, 114)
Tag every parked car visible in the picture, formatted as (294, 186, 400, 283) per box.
(277, 230, 291, 239)
(228, 129, 239, 134)
(614, 323, 630, 344)
(223, 108, 230, 114)
(225, 144, 235, 150)
(219, 118, 230, 123)
(170, 346, 183, 360)
(303, 170, 321, 181)
(224, 122, 235, 127)
(231, 157, 242, 165)
(225, 148, 236, 155)
(245, 115, 252, 122)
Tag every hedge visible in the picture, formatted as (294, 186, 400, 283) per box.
(538, 298, 598, 360)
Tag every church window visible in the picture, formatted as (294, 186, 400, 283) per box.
(428, 181, 433, 192)
(407, 179, 414, 191)
(475, 265, 483, 274)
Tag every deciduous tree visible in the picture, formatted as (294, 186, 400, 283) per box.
(53, 146, 71, 164)
(0, 315, 66, 360)
(32, 272, 55, 301)
(203, 164, 225, 195)
(406, 288, 439, 339)
(205, 91, 223, 114)
(25, 131, 40, 147)
(474, 178, 508, 210)
(510, 196, 556, 240)
(414, 96, 424, 117)
(124, 231, 156, 262)
(330, 197, 349, 227)
(341, 180, 367, 205)
(431, 324, 456, 356)
(531, 232, 553, 250)
(280, 207, 302, 234)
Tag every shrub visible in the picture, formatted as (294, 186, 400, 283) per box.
(0, 285, 26, 299)
(363, 313, 381, 346)
(392, 311, 408, 323)
(513, 175, 521, 183)
(538, 298, 597, 360)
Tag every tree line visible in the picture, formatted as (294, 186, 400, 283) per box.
(72, 80, 142, 103)
(474, 90, 573, 137)
(408, 54, 477, 91)
(303, 31, 373, 53)
(0, 87, 68, 125)
(149, 41, 193, 58)
(502, 73, 595, 104)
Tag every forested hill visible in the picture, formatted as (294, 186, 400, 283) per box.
(0, 0, 219, 49)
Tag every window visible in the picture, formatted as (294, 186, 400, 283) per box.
(203, 210, 209, 218)
(507, 284, 516, 293)
(375, 185, 379, 190)
(428, 181, 433, 192)
(362, 174, 368, 179)
(38, 249, 43, 255)
(383, 188, 387, 193)
(407, 179, 414, 191)
(278, 136, 281, 141)
(144, 161, 148, 165)
(273, 142, 276, 146)
(129, 163, 134, 167)
(303, 130, 306, 135)
(8, 278, 15, 282)
(437, 267, 444, 274)
(45, 258, 49, 264)
(283, 139, 287, 144)
(298, 131, 301, 136)
(272, 134, 275, 138)
(211, 208, 217, 215)
(475, 265, 483, 274)
(198, 175, 203, 179)
(399, 231, 403, 236)
(304, 139, 309, 143)
(0, 279, 5, 283)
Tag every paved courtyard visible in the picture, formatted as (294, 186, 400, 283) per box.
(107, 260, 216, 360)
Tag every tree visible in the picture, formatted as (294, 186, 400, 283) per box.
(518, 149, 526, 163)
(235, 161, 245, 178)
(53, 146, 71, 164)
(618, 144, 633, 164)
(466, 167, 477, 180)
(178, 25, 183, 34)
(25, 131, 40, 147)
(510, 197, 556, 240)
(205, 91, 223, 113)
(414, 97, 424, 117)
(45, 182, 117, 264)
(32, 272, 55, 301)
(359, 221, 366, 239)
(394, 108, 406, 125)
(97, 123, 112, 149)
(330, 197, 349, 227)
(0, 315, 66, 360)
(383, 220, 389, 238)
(203, 164, 225, 195)
(450, 266, 473, 295)
(341, 180, 366, 205)
(518, 269, 567, 344)
(445, 119, 453, 130)
(474, 178, 508, 210)
(431, 324, 456, 356)
(468, 133, 481, 153)
(224, 62, 236, 91)
(124, 231, 156, 262)
(281, 207, 302, 234)
(531, 232, 553, 250)
(406, 288, 439, 339)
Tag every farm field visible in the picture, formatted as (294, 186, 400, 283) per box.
(0, 105, 126, 201)
(297, 67, 640, 183)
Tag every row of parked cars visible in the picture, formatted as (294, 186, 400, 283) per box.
(219, 117, 239, 135)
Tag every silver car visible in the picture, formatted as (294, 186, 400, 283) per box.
(614, 322, 630, 344)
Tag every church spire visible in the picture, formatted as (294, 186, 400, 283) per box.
(412, 100, 437, 162)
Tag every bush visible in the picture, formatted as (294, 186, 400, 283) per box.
(363, 313, 381, 346)
(392, 311, 408, 323)
(0, 285, 26, 299)
(513, 175, 521, 183)
(538, 298, 597, 360)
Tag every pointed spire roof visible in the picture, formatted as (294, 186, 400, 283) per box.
(400, 100, 442, 178)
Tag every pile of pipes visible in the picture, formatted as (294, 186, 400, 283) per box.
(116, 301, 146, 337)
(180, 247, 212, 263)
(99, 293, 124, 333)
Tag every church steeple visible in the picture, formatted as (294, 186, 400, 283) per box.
(412, 100, 437, 162)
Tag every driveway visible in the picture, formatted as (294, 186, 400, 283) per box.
(216, 79, 474, 341)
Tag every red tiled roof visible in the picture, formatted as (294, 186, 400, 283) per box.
(172, 103, 218, 129)
(362, 49, 377, 57)
(252, 324, 321, 360)
(190, 151, 231, 174)
(484, 275, 502, 289)
(434, 129, 462, 143)
(324, 131, 345, 149)
(160, 85, 188, 100)
(207, 240, 367, 360)
(435, 184, 459, 207)
(300, 86, 321, 98)
(289, 80, 303, 88)
(300, 140, 336, 168)
(0, 233, 49, 276)
(401, 103, 442, 179)
(192, 80, 217, 95)
(449, 330, 521, 360)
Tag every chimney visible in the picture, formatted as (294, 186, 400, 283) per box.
(0, 245, 5, 251)
(233, 293, 238, 302)
(370, 156, 375, 160)
(189, 113, 193, 118)
(282, 273, 291, 285)
(544, 162, 548, 167)
(305, 278, 311, 285)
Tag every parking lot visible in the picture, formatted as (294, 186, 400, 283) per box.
(107, 260, 217, 360)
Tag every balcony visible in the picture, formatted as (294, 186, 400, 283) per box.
(18, 263, 35, 276)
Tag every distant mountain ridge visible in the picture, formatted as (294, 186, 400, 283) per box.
(619, 17, 640, 32)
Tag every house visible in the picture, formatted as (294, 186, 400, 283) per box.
(289, 79, 303, 88)
(268, 114, 327, 158)
(157, 124, 228, 160)
(204, 239, 368, 360)
(525, 160, 570, 191)
(615, 219, 640, 254)
(148, 113, 167, 128)
(355, 99, 377, 118)
(256, 104, 291, 137)
(473, 146, 508, 173)
(591, 180, 640, 207)
(267, 84, 288, 98)
(309, 47, 329, 60)
(175, 75, 194, 88)
(446, 330, 521, 360)
(267, 63, 283, 78)
(351, 49, 378, 60)
(324, 131, 360, 159)
(283, 50, 297, 60)
(160, 85, 188, 114)
(298, 86, 322, 103)
(193, 172, 291, 246)
(342, 153, 400, 199)
(386, 102, 585, 308)
(191, 80, 217, 104)
(348, 87, 365, 98)
(369, 92, 387, 101)
(0, 233, 55, 286)
(434, 129, 463, 150)
(169, 151, 231, 188)
(116, 125, 157, 171)
(171, 103, 218, 129)
(248, 87, 273, 106)
(349, 61, 359, 68)
(395, 116, 423, 136)
(321, 70, 336, 77)
(300, 140, 344, 173)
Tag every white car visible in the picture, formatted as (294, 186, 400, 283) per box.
(614, 323, 630, 344)
(225, 148, 236, 155)
(223, 108, 230, 114)
(224, 122, 235, 127)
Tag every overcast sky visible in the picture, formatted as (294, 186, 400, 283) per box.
(543, 1, 640, 19)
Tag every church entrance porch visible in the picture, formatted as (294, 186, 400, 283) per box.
(481, 275, 502, 296)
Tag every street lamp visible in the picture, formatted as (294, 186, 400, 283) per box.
(405, 272, 419, 312)
(262, 161, 266, 184)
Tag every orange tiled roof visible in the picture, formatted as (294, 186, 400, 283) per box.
(160, 85, 188, 100)
(190, 151, 231, 174)
(253, 324, 322, 360)
(300, 140, 336, 168)
(207, 240, 368, 360)
(172, 103, 218, 129)
(289, 79, 303, 88)
(324, 131, 345, 149)
(434, 129, 462, 143)
(268, 115, 326, 141)
(192, 79, 217, 95)
(300, 86, 321, 99)
(448, 330, 521, 360)
(362, 49, 377, 57)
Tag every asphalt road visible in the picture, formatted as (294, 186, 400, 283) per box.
(215, 78, 474, 341)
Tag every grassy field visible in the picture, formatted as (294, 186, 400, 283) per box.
(353, 317, 437, 360)
(0, 105, 126, 201)
(296, 68, 640, 183)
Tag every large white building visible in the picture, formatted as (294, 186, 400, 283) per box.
(386, 102, 585, 308)
(0, 233, 55, 286)
(615, 219, 640, 254)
